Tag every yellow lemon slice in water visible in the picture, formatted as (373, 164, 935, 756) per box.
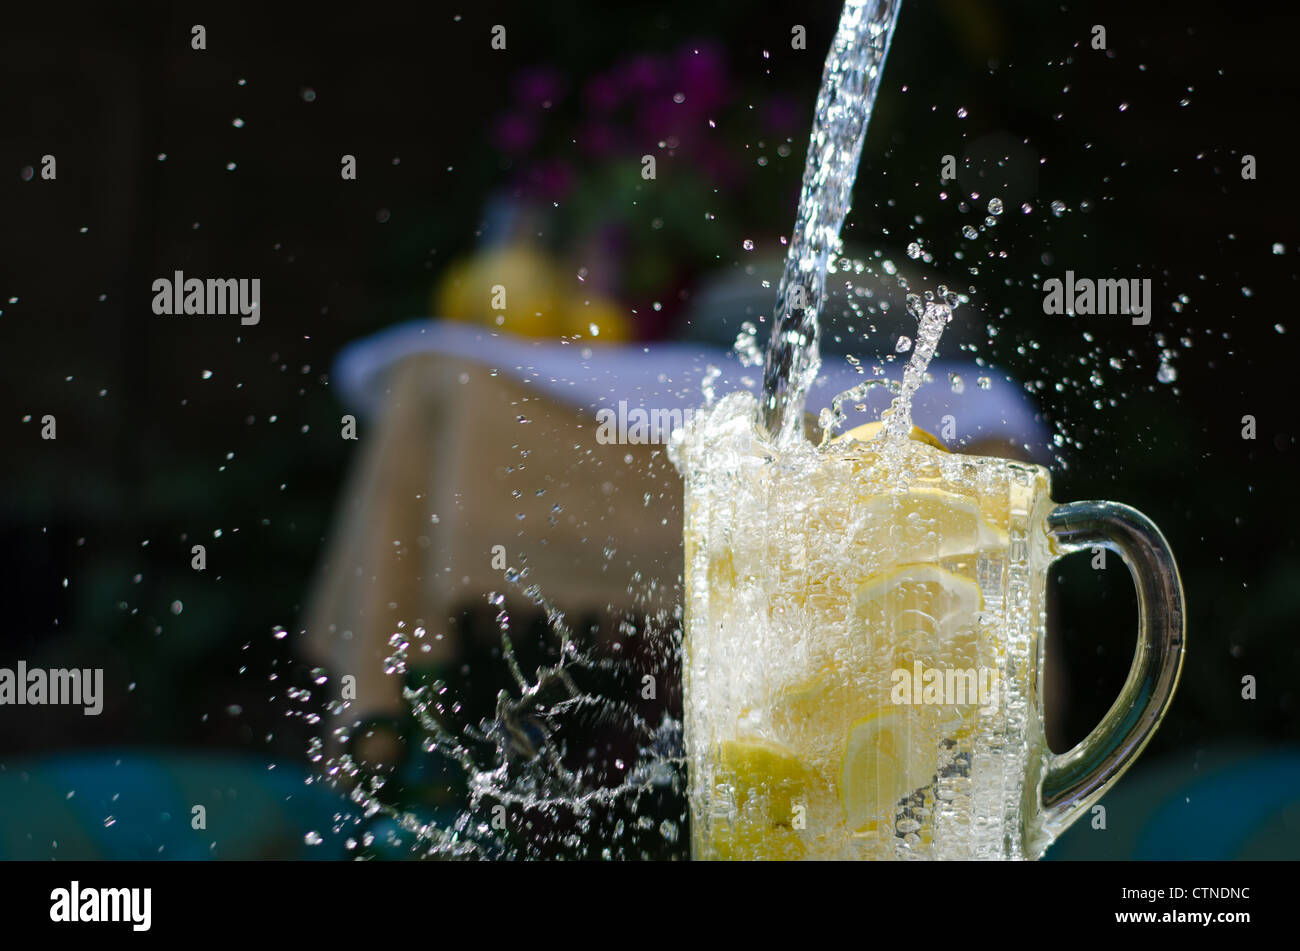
(840, 706, 937, 832)
(709, 739, 809, 860)
(840, 420, 948, 449)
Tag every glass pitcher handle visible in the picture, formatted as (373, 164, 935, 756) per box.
(1033, 500, 1186, 854)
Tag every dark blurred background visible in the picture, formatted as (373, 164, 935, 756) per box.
(0, 0, 1296, 858)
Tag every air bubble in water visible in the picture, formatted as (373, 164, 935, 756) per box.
(734, 321, 763, 367)
(701, 365, 722, 405)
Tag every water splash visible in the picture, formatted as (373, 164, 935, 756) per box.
(760, 0, 904, 443)
(880, 290, 957, 438)
(313, 583, 687, 860)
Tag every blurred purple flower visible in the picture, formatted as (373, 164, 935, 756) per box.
(577, 120, 620, 159)
(696, 141, 743, 191)
(514, 66, 566, 108)
(619, 54, 664, 95)
(584, 71, 621, 113)
(675, 43, 729, 112)
(523, 159, 574, 202)
(639, 98, 681, 143)
(493, 113, 537, 153)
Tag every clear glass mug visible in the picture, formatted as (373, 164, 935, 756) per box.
(681, 437, 1185, 860)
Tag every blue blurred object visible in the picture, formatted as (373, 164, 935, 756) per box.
(333, 319, 1053, 461)
(1046, 746, 1300, 860)
(0, 752, 358, 860)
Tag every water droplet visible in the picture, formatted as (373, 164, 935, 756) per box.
(961, 225, 978, 240)
(1050, 200, 1066, 217)
(906, 240, 922, 259)
(987, 197, 1003, 215)
(742, 238, 754, 251)
(895, 335, 912, 353)
(1156, 363, 1177, 384)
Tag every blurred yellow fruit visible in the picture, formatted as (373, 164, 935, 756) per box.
(433, 244, 632, 341)
(561, 295, 631, 342)
(433, 245, 563, 338)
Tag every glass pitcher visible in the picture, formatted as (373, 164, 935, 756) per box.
(680, 423, 1185, 860)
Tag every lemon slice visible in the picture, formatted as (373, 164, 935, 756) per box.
(854, 563, 981, 634)
(840, 420, 948, 450)
(857, 486, 1008, 558)
(840, 706, 935, 831)
(716, 739, 808, 816)
(835, 422, 1010, 555)
(770, 564, 984, 759)
(855, 562, 983, 670)
(709, 739, 809, 860)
